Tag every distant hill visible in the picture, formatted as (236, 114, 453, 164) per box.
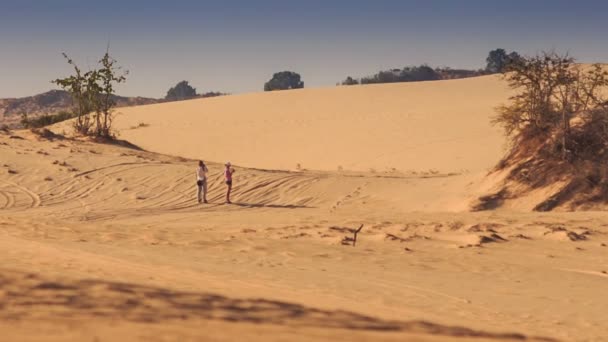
(0, 90, 160, 128)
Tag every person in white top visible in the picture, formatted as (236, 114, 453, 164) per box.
(196, 160, 209, 204)
(224, 162, 235, 204)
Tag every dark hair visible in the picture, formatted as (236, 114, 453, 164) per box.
(199, 160, 204, 167)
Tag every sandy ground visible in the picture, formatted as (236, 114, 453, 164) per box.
(3, 78, 607, 341)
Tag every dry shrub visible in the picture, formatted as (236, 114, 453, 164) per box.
(487, 52, 608, 210)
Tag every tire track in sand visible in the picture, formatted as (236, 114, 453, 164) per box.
(0, 180, 41, 209)
(0, 189, 15, 209)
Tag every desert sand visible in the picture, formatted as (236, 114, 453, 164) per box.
(2, 77, 607, 341)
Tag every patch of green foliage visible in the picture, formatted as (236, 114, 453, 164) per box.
(21, 111, 75, 129)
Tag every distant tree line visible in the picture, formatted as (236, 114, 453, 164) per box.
(165, 81, 227, 101)
(342, 65, 471, 85)
(167, 71, 306, 94)
(340, 49, 520, 86)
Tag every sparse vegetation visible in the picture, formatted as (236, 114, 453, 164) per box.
(131, 122, 149, 129)
(198, 91, 226, 99)
(53, 54, 94, 135)
(264, 71, 304, 91)
(53, 50, 127, 138)
(92, 52, 128, 137)
(21, 111, 75, 129)
(494, 52, 608, 160)
(488, 51, 608, 210)
(0, 90, 158, 129)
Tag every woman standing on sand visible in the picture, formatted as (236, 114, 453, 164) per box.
(196, 161, 209, 204)
(224, 162, 235, 204)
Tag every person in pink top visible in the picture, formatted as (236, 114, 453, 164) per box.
(224, 162, 235, 204)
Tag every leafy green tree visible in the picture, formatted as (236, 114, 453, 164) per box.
(53, 54, 94, 135)
(486, 49, 521, 73)
(53, 51, 127, 138)
(264, 71, 304, 91)
(93, 52, 127, 137)
(166, 81, 197, 100)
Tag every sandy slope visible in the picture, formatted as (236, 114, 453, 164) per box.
(52, 76, 512, 211)
(53, 76, 515, 211)
(2, 130, 608, 341)
(98, 75, 509, 174)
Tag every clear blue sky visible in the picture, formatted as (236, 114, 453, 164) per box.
(1, 0, 607, 98)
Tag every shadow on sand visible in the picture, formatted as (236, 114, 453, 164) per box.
(0, 269, 556, 341)
(230, 202, 314, 209)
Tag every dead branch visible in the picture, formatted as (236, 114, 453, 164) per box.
(352, 224, 364, 246)
(338, 224, 364, 247)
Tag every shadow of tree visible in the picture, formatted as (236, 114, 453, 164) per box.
(0, 269, 556, 341)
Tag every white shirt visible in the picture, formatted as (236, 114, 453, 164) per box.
(197, 166, 208, 181)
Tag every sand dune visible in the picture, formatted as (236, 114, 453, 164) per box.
(94, 75, 510, 174)
(2, 128, 608, 341)
(52, 76, 513, 211)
